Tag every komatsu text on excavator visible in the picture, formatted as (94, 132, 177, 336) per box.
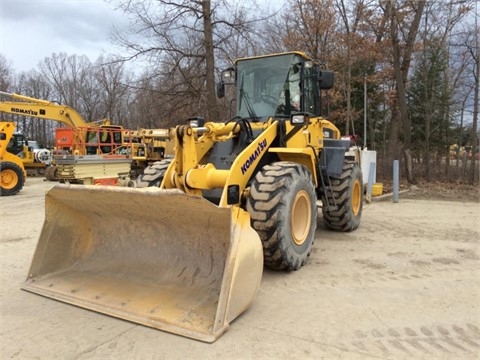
(23, 52, 363, 342)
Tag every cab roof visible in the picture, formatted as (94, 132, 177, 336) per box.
(235, 51, 312, 64)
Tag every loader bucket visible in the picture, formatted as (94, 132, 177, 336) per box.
(22, 185, 263, 342)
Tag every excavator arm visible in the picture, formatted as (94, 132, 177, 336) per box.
(0, 91, 109, 128)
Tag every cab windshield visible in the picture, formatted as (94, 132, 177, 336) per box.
(236, 53, 307, 120)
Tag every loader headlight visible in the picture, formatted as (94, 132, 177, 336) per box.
(291, 114, 308, 125)
(186, 117, 205, 127)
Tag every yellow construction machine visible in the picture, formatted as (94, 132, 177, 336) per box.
(123, 127, 175, 183)
(5, 131, 52, 176)
(0, 122, 27, 196)
(23, 52, 363, 342)
(0, 92, 130, 183)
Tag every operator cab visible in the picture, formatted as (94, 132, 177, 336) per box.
(217, 52, 334, 122)
(7, 133, 27, 156)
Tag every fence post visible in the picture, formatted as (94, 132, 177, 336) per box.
(365, 161, 376, 203)
(393, 160, 399, 203)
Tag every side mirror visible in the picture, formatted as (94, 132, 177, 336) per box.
(217, 67, 236, 98)
(221, 68, 236, 84)
(217, 82, 225, 99)
(319, 70, 334, 90)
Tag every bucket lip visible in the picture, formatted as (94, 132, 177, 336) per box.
(47, 185, 235, 215)
(22, 281, 227, 342)
(49, 184, 213, 202)
(53, 183, 185, 194)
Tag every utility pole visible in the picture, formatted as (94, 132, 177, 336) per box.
(364, 74, 367, 149)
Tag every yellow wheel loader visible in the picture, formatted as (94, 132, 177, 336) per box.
(23, 52, 363, 342)
(0, 122, 27, 196)
(6, 132, 52, 176)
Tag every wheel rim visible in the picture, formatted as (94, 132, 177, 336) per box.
(351, 179, 361, 216)
(290, 190, 311, 246)
(1, 169, 18, 190)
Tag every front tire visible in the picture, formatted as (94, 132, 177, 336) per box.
(1, 162, 25, 196)
(136, 159, 171, 187)
(246, 162, 317, 271)
(322, 161, 363, 231)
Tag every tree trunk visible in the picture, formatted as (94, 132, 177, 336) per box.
(404, 148, 413, 183)
(202, 0, 219, 122)
(468, 29, 479, 185)
(338, 0, 352, 136)
(388, 105, 400, 161)
(389, 0, 425, 184)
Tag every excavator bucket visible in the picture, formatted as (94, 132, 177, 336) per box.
(23, 185, 263, 342)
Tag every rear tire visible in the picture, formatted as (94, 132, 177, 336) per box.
(136, 159, 171, 187)
(322, 161, 363, 231)
(45, 165, 59, 181)
(246, 161, 317, 271)
(1, 161, 25, 196)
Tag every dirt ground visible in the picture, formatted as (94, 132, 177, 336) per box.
(1, 178, 479, 359)
(381, 180, 480, 203)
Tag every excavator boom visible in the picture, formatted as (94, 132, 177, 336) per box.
(0, 91, 99, 128)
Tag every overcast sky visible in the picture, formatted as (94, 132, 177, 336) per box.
(0, 0, 129, 73)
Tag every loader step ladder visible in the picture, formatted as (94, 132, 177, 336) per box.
(318, 164, 337, 211)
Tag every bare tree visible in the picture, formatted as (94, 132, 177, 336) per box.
(37, 53, 132, 126)
(13, 71, 56, 146)
(384, 0, 425, 184)
(112, 0, 269, 122)
(270, 0, 337, 61)
(38, 53, 94, 114)
(0, 54, 13, 92)
(94, 56, 133, 125)
(464, 20, 479, 184)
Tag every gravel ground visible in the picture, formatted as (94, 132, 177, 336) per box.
(1, 178, 479, 359)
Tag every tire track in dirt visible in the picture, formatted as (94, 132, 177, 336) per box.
(343, 323, 480, 358)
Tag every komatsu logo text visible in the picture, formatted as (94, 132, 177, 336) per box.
(10, 107, 38, 116)
(241, 139, 267, 175)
